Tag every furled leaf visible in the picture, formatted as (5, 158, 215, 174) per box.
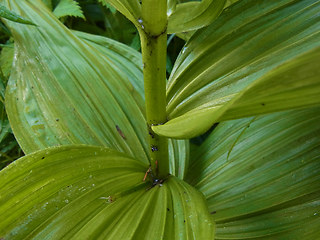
(0, 4, 35, 25)
(187, 107, 320, 239)
(167, 0, 176, 17)
(168, 0, 226, 34)
(2, 0, 149, 164)
(153, 0, 320, 138)
(98, 0, 141, 27)
(0, 145, 214, 239)
(53, 0, 85, 19)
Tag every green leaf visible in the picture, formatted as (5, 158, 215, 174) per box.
(153, 0, 320, 138)
(186, 107, 320, 239)
(41, 0, 53, 10)
(168, 0, 226, 34)
(3, 0, 188, 179)
(0, 4, 36, 25)
(99, 0, 141, 27)
(53, 0, 85, 19)
(3, 0, 149, 163)
(0, 145, 214, 239)
(0, 42, 14, 79)
(168, 139, 189, 180)
(224, 0, 239, 8)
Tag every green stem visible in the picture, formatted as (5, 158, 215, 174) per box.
(139, 0, 169, 179)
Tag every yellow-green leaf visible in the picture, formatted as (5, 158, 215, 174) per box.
(168, 0, 226, 34)
(0, 145, 214, 239)
(3, 0, 149, 163)
(154, 0, 320, 138)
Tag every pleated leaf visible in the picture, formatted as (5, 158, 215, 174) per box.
(3, 0, 149, 163)
(167, 0, 226, 34)
(168, 139, 189, 180)
(186, 107, 320, 239)
(2, 0, 190, 178)
(0, 145, 214, 239)
(153, 0, 320, 138)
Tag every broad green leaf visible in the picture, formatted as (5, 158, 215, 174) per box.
(153, 0, 320, 138)
(99, 0, 141, 27)
(0, 145, 214, 239)
(168, 0, 226, 34)
(2, 0, 149, 164)
(2, 0, 189, 178)
(186, 107, 320, 239)
(53, 0, 85, 19)
(0, 4, 35, 25)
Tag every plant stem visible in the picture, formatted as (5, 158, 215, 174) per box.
(139, 0, 169, 179)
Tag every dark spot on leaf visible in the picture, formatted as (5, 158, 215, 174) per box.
(148, 131, 154, 138)
(184, 220, 186, 223)
(116, 125, 126, 140)
(56, 118, 59, 122)
(41, 156, 45, 159)
(151, 145, 158, 152)
(31, 86, 34, 89)
(211, 211, 216, 214)
(16, 98, 18, 100)
(167, 208, 170, 211)
(261, 103, 265, 106)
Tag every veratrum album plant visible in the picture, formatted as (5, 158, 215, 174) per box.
(0, 0, 319, 239)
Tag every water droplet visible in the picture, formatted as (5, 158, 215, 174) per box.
(314, 212, 318, 216)
(65, 199, 69, 203)
(92, 184, 95, 187)
(138, 18, 143, 24)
